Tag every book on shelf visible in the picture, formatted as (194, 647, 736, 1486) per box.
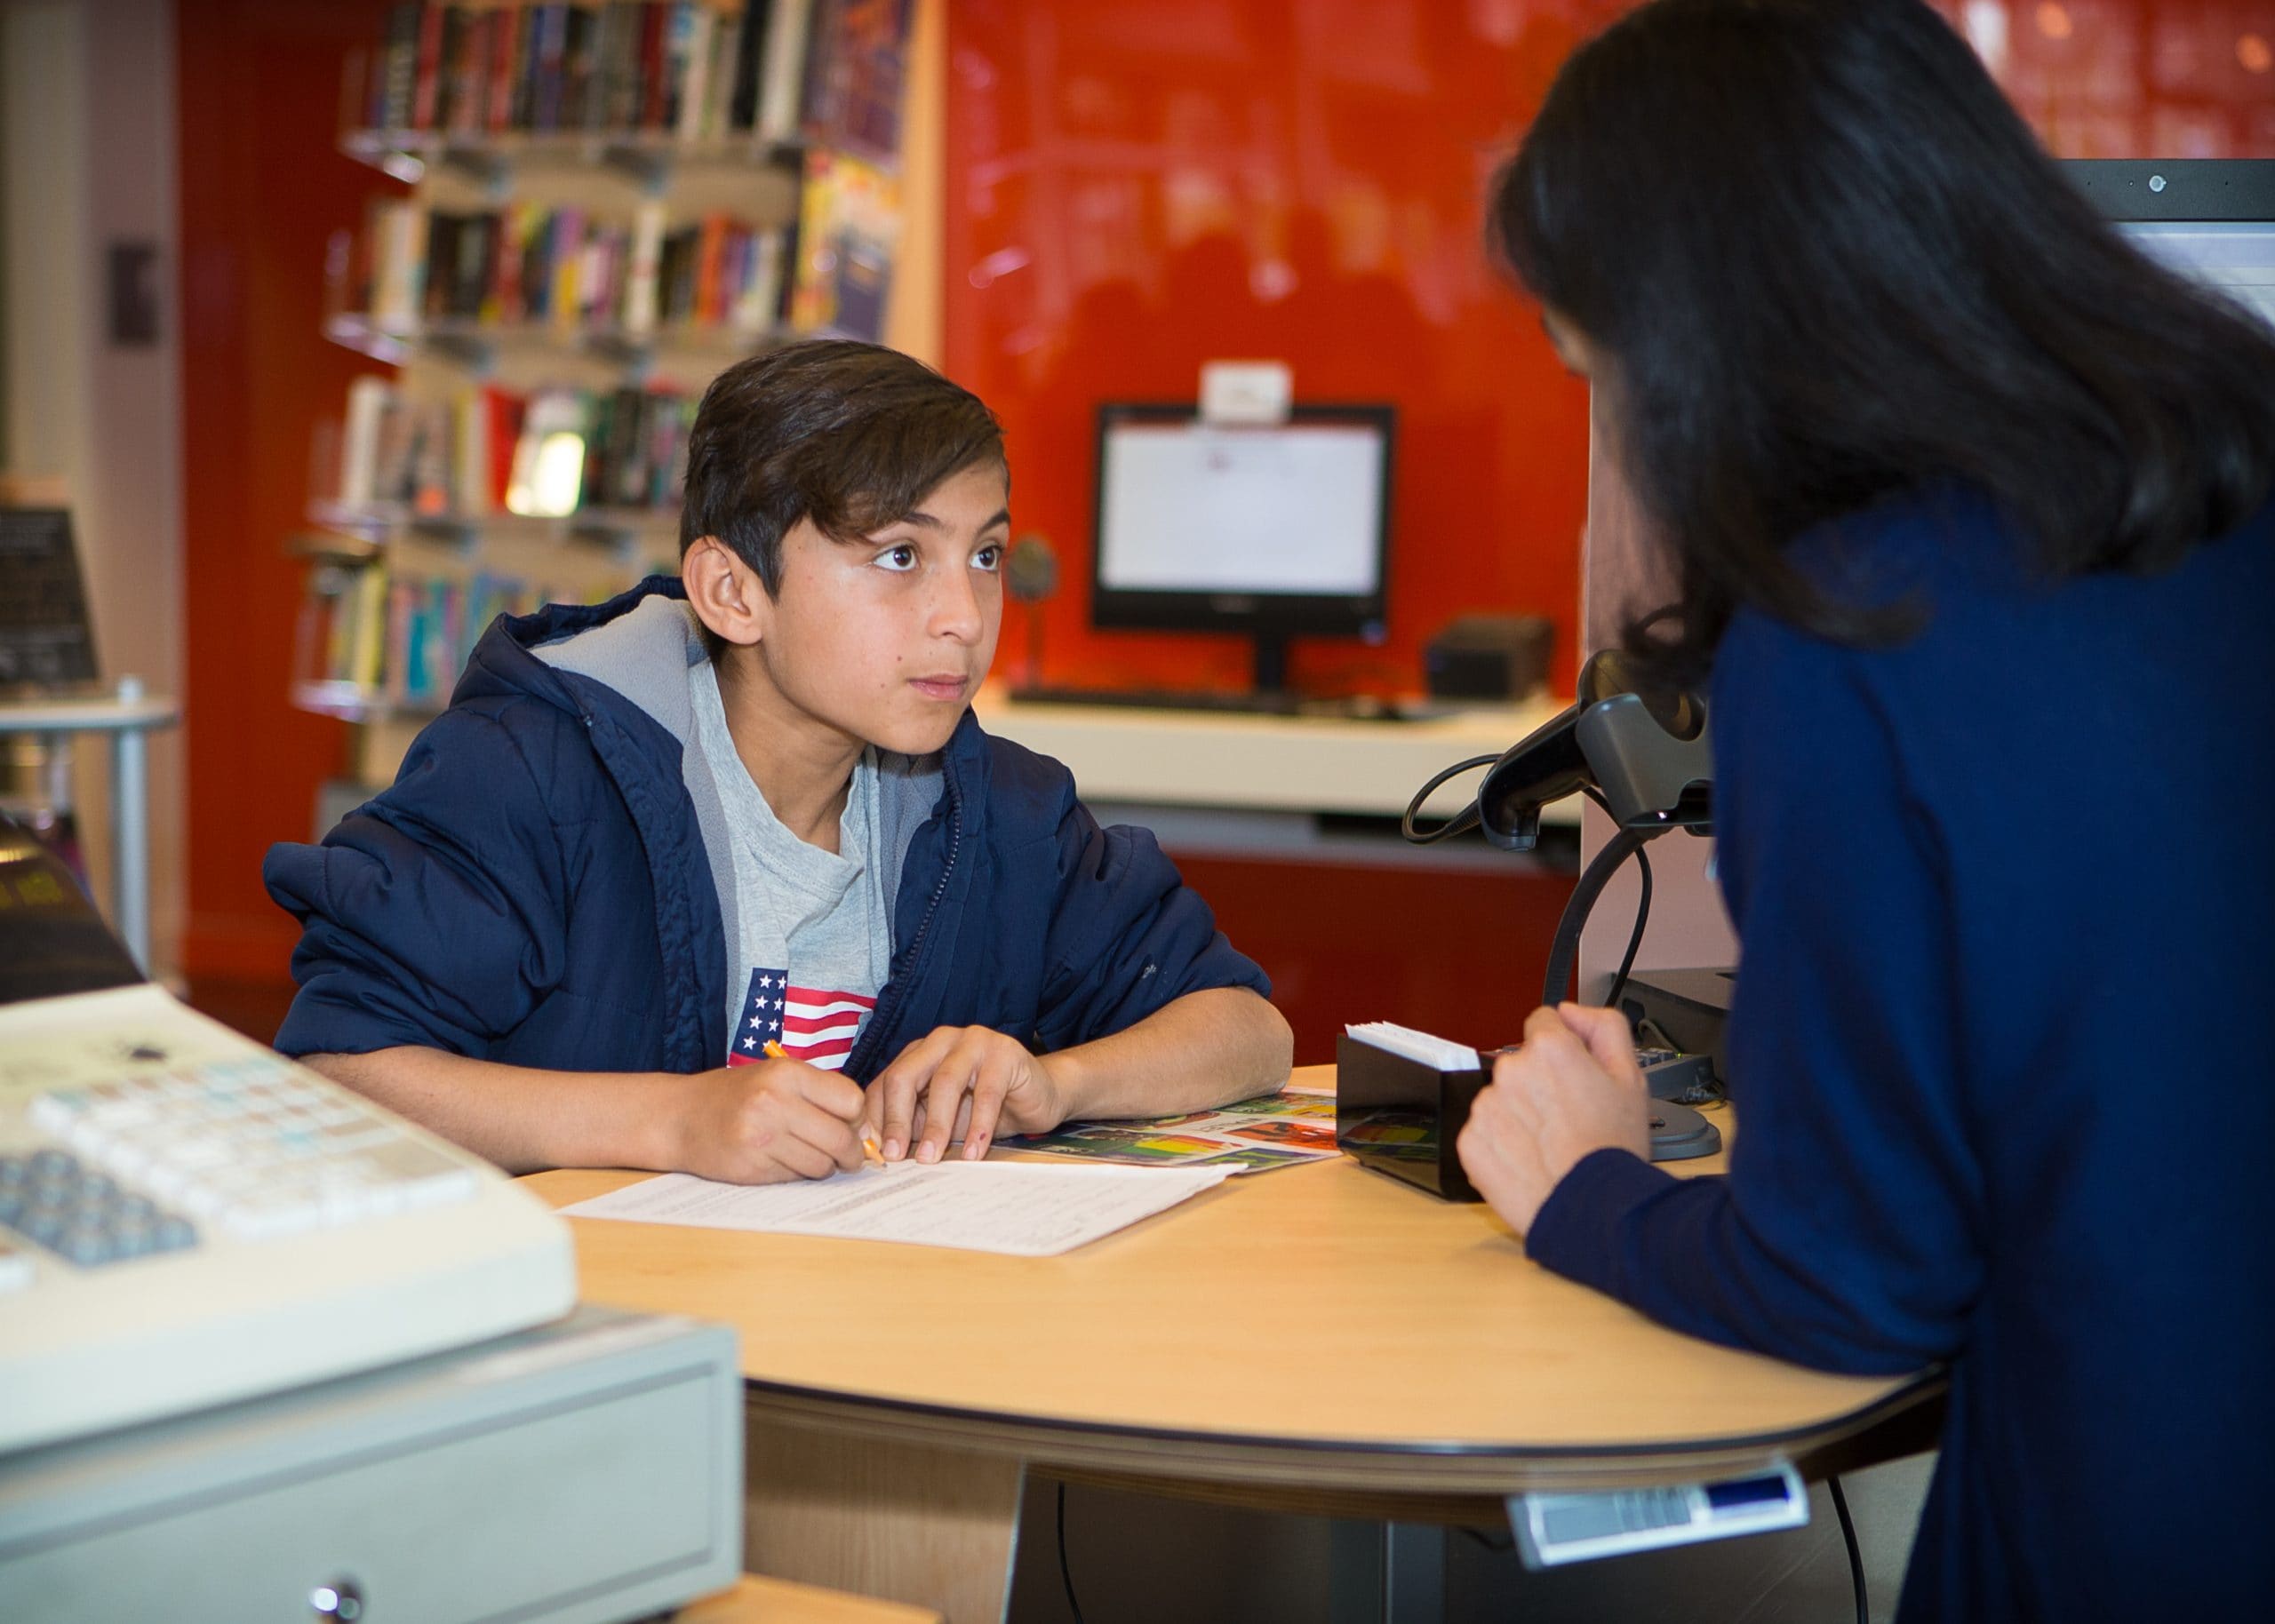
(299, 556, 683, 714)
(353, 560, 389, 690)
(409, 4, 446, 131)
(622, 199, 667, 336)
(788, 146, 898, 341)
(758, 1, 817, 144)
(339, 377, 392, 508)
(674, 2, 714, 138)
(331, 375, 693, 522)
(377, 6, 420, 132)
(359, 2, 823, 147)
(347, 198, 786, 337)
(506, 389, 591, 516)
(299, 559, 558, 711)
(364, 199, 430, 329)
(799, 0, 913, 161)
(485, 5, 523, 131)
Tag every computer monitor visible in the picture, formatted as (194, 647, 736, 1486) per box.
(1090, 402, 1395, 693)
(2065, 159, 2275, 332)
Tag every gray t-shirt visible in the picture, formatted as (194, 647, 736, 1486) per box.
(688, 660, 893, 1071)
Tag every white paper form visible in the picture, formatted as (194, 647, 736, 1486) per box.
(558, 1160, 1233, 1258)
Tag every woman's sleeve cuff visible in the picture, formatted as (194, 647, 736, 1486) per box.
(1522, 1146, 1680, 1293)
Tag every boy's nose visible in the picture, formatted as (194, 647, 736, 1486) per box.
(929, 571, 986, 642)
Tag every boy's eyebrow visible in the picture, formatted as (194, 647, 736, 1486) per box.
(894, 506, 1013, 533)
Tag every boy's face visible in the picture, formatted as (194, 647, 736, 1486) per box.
(746, 460, 1010, 757)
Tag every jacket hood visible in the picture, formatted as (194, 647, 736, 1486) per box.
(454, 576, 979, 1065)
(458, 575, 989, 792)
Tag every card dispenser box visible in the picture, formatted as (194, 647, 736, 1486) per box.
(1335, 1035, 1487, 1202)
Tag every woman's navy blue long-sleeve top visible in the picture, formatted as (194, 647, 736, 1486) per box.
(1528, 488, 2275, 1620)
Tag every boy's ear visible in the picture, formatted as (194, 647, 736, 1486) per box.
(682, 535, 770, 649)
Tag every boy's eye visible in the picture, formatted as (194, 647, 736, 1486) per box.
(973, 544, 1002, 571)
(875, 544, 918, 572)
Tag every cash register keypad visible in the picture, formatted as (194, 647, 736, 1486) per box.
(0, 1148, 197, 1267)
(21, 1055, 477, 1253)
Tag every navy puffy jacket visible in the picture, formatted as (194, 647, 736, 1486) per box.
(264, 579, 1270, 1081)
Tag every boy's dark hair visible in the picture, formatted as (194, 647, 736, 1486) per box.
(1491, 0, 2275, 687)
(680, 339, 1005, 596)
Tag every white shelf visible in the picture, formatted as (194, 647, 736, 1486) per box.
(323, 310, 785, 368)
(291, 681, 443, 727)
(307, 500, 676, 547)
(339, 126, 802, 185)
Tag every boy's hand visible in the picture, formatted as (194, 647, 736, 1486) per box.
(866, 1026, 1066, 1165)
(668, 1060, 869, 1183)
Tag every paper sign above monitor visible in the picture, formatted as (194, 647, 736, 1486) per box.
(1198, 360, 1293, 425)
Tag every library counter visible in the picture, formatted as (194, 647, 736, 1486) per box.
(529, 1068, 1944, 1622)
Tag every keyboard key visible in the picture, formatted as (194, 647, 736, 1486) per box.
(219, 1190, 326, 1241)
(24, 1055, 479, 1248)
(28, 1093, 84, 1134)
(60, 1227, 117, 1268)
(20, 1206, 70, 1248)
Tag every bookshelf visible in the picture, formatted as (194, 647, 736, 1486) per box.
(297, 1, 917, 794)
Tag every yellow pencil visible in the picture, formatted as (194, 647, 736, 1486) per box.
(765, 1039, 884, 1167)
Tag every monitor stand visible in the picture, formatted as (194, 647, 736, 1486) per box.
(1251, 630, 1291, 699)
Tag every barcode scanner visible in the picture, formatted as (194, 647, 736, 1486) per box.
(1401, 650, 1723, 1160)
(1476, 649, 1711, 854)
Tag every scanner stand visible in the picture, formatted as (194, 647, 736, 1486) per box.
(1645, 1099, 1720, 1160)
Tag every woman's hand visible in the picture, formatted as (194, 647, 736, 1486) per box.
(1457, 1002, 1652, 1234)
(865, 1025, 1067, 1164)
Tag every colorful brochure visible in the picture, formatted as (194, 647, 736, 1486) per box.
(1004, 1083, 1340, 1174)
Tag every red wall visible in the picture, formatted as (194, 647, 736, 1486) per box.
(177, 0, 394, 978)
(939, 0, 1630, 703)
(938, 1, 2275, 707)
(1959, 1, 2275, 157)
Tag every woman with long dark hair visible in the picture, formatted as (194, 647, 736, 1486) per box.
(1454, 1, 2275, 1617)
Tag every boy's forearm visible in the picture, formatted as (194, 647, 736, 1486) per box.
(1042, 987, 1293, 1123)
(301, 1047, 689, 1175)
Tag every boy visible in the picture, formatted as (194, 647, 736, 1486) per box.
(265, 341, 1291, 1182)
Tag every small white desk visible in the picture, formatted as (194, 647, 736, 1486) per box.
(0, 681, 178, 970)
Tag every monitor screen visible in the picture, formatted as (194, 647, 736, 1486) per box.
(2122, 220, 2275, 331)
(1088, 403, 1394, 683)
(1097, 414, 1389, 597)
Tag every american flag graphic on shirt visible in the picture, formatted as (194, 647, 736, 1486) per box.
(728, 967, 875, 1072)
